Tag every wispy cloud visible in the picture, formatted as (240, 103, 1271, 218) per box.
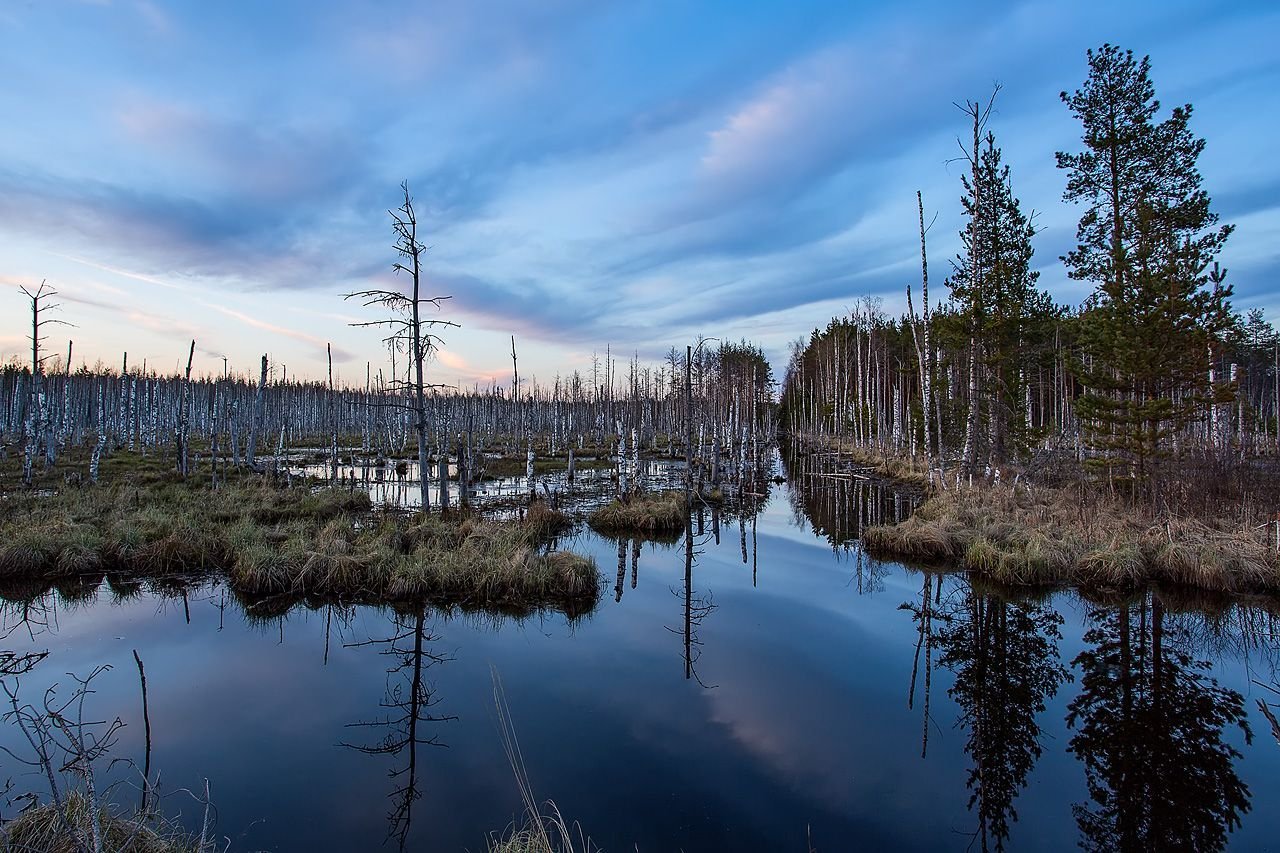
(0, 0, 1275, 379)
(202, 303, 355, 363)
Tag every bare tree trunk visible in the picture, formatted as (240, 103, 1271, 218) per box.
(685, 345, 693, 498)
(90, 381, 105, 484)
(177, 340, 195, 478)
(247, 354, 267, 469)
(911, 193, 942, 485)
(328, 344, 338, 485)
(962, 336, 980, 472)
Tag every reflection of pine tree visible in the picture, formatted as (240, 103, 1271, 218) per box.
(936, 587, 1070, 852)
(1067, 596, 1252, 852)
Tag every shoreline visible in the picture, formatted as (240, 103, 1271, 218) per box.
(783, 435, 1280, 599)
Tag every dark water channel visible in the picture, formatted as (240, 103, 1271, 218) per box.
(2, 452, 1278, 851)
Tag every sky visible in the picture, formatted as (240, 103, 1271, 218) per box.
(1, 0, 1278, 387)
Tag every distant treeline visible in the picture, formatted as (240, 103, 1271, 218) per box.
(0, 337, 775, 490)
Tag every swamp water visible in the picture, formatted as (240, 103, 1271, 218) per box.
(2, 453, 1278, 852)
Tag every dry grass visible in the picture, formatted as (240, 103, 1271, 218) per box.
(0, 792, 200, 853)
(587, 491, 687, 534)
(487, 672, 598, 853)
(863, 483, 1280, 595)
(0, 454, 599, 616)
(388, 520, 598, 610)
(522, 501, 572, 540)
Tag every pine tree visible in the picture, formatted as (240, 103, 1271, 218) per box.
(1057, 45, 1233, 481)
(949, 113, 1051, 466)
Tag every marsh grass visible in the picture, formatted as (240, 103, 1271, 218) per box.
(522, 501, 573, 540)
(587, 491, 687, 534)
(0, 792, 202, 853)
(864, 484, 1280, 595)
(487, 672, 598, 853)
(0, 454, 599, 615)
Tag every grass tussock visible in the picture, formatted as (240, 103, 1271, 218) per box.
(522, 501, 572, 540)
(587, 490, 687, 534)
(388, 519, 598, 610)
(0, 793, 200, 853)
(0, 453, 598, 616)
(863, 484, 1280, 595)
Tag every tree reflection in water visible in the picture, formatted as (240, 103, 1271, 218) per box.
(782, 447, 917, 550)
(671, 504, 716, 687)
(934, 580, 1070, 852)
(343, 606, 456, 851)
(1067, 593, 1252, 852)
(784, 447, 915, 595)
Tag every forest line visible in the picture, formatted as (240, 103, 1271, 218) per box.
(782, 44, 1278, 494)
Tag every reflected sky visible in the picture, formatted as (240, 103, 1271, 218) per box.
(1, 470, 1277, 851)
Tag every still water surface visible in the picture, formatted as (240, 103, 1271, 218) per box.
(2, 454, 1277, 851)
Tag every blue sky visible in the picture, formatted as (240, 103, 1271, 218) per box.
(1, 0, 1277, 385)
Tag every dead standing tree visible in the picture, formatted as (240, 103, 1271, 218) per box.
(347, 182, 458, 512)
(175, 339, 196, 478)
(18, 281, 72, 486)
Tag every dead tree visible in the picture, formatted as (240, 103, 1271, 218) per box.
(18, 281, 72, 485)
(347, 182, 459, 512)
(247, 354, 268, 470)
(176, 340, 195, 477)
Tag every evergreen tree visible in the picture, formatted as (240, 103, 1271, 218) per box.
(949, 121, 1053, 465)
(1057, 45, 1233, 480)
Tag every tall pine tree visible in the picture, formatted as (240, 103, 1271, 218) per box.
(1057, 45, 1233, 482)
(949, 104, 1053, 467)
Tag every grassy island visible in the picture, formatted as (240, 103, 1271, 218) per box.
(0, 453, 599, 616)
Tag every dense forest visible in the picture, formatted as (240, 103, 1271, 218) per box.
(780, 45, 1279, 490)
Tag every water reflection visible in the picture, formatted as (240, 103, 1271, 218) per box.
(782, 446, 920, 551)
(342, 606, 455, 850)
(678, 514, 716, 687)
(1, 472, 1278, 851)
(1067, 594, 1253, 852)
(935, 581, 1070, 852)
(903, 572, 941, 757)
(292, 454, 689, 514)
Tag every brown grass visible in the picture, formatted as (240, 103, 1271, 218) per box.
(522, 501, 572, 540)
(0, 792, 199, 853)
(0, 453, 599, 616)
(863, 484, 1280, 595)
(587, 490, 687, 534)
